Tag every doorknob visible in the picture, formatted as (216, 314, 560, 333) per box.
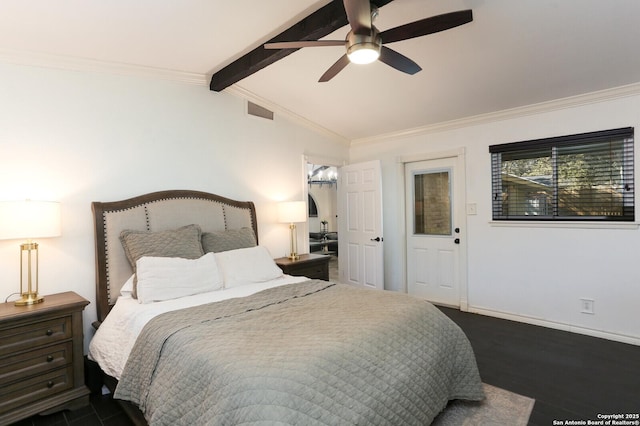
(454, 238, 460, 244)
(371, 237, 383, 242)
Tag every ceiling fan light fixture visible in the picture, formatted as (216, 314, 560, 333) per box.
(346, 31, 381, 65)
(347, 43, 380, 64)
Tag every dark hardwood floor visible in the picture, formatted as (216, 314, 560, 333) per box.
(12, 307, 640, 425)
(439, 306, 640, 425)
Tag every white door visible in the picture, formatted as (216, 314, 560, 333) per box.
(338, 160, 384, 290)
(405, 157, 463, 306)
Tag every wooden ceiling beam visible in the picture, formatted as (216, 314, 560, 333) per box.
(209, 0, 394, 92)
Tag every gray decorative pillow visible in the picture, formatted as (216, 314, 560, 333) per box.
(201, 227, 257, 253)
(120, 224, 205, 298)
(120, 224, 204, 268)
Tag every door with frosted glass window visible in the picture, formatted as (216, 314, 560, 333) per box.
(405, 157, 462, 306)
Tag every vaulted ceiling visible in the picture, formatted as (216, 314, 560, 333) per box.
(1, 0, 640, 142)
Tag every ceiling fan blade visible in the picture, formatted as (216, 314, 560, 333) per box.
(319, 54, 350, 82)
(264, 40, 345, 49)
(343, 0, 372, 34)
(380, 9, 473, 44)
(378, 46, 422, 75)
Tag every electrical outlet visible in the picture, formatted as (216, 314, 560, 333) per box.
(580, 298, 595, 314)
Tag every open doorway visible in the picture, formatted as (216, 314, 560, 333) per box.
(307, 162, 339, 281)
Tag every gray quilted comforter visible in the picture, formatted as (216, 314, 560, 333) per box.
(114, 280, 484, 425)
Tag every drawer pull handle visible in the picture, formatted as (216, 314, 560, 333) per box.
(46, 329, 53, 336)
(47, 381, 54, 388)
(46, 355, 54, 362)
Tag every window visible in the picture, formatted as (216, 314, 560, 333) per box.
(413, 170, 451, 235)
(490, 127, 634, 221)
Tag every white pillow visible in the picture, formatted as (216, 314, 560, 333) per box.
(215, 246, 283, 288)
(135, 252, 223, 304)
(120, 274, 135, 298)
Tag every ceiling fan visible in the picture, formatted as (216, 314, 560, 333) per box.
(264, 0, 473, 82)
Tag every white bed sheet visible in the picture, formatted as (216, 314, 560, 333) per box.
(88, 275, 309, 380)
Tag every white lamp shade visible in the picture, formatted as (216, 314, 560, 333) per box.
(0, 200, 62, 240)
(278, 201, 307, 224)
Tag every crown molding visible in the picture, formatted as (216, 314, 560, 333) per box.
(351, 82, 640, 146)
(227, 85, 350, 146)
(0, 48, 208, 86)
(4, 47, 638, 149)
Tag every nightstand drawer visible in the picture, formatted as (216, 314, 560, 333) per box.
(286, 263, 327, 279)
(0, 341, 72, 386)
(0, 316, 72, 357)
(0, 365, 73, 415)
(275, 254, 331, 281)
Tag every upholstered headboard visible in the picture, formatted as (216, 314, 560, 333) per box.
(92, 190, 257, 323)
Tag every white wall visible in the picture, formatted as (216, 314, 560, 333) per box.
(350, 91, 640, 345)
(0, 62, 348, 349)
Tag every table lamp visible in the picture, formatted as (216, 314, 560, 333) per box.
(278, 201, 307, 260)
(0, 200, 61, 305)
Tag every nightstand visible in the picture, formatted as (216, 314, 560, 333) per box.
(275, 253, 331, 281)
(0, 292, 90, 425)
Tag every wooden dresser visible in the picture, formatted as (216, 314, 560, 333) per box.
(275, 253, 331, 281)
(0, 292, 90, 425)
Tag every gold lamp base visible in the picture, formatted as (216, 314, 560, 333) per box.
(15, 292, 44, 306)
(287, 223, 300, 261)
(15, 241, 44, 306)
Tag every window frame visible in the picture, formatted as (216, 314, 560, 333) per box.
(489, 127, 635, 222)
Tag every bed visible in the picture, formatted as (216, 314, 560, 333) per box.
(88, 189, 484, 426)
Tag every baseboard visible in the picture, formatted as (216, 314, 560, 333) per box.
(467, 306, 640, 346)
